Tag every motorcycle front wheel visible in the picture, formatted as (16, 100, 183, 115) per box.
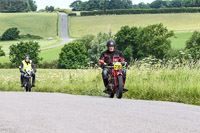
(116, 75, 123, 99)
(27, 78, 32, 92)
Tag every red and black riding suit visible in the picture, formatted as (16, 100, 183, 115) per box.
(98, 50, 127, 88)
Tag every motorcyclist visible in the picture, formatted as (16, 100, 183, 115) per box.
(19, 55, 37, 87)
(98, 40, 128, 93)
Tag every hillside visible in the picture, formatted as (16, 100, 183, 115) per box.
(0, 13, 59, 38)
(69, 13, 200, 48)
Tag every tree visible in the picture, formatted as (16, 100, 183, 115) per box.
(45, 6, 54, 12)
(1, 27, 20, 41)
(88, 32, 113, 65)
(138, 2, 150, 9)
(136, 23, 174, 59)
(70, 0, 82, 11)
(78, 34, 95, 52)
(185, 31, 200, 61)
(59, 41, 87, 69)
(9, 41, 42, 66)
(29, 0, 37, 11)
(108, 0, 132, 9)
(114, 26, 139, 62)
(115, 24, 174, 61)
(87, 0, 103, 11)
(104, 0, 108, 13)
(0, 46, 5, 57)
(150, 0, 169, 8)
(170, 0, 182, 8)
(0, 0, 37, 12)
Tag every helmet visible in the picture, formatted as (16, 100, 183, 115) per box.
(107, 40, 116, 47)
(24, 55, 30, 59)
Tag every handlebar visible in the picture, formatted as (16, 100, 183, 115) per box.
(103, 62, 128, 68)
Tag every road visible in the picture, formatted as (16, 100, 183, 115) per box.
(41, 12, 74, 50)
(0, 92, 200, 133)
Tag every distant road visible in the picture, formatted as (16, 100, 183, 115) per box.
(41, 12, 74, 50)
(0, 92, 200, 133)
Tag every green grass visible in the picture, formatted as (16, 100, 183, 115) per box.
(69, 13, 200, 48)
(0, 39, 62, 55)
(0, 66, 200, 105)
(171, 32, 193, 49)
(0, 42, 63, 63)
(0, 13, 58, 38)
(0, 56, 9, 63)
(40, 45, 63, 62)
(69, 13, 200, 37)
(0, 12, 63, 63)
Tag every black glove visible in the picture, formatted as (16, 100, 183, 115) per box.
(20, 70, 24, 73)
(101, 63, 107, 68)
(34, 70, 37, 73)
(121, 62, 127, 67)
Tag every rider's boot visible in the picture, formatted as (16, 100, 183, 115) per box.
(32, 79, 36, 87)
(103, 79, 109, 93)
(21, 81, 24, 87)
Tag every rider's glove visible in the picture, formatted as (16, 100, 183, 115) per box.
(20, 70, 24, 73)
(34, 70, 37, 73)
(121, 62, 127, 67)
(102, 62, 107, 68)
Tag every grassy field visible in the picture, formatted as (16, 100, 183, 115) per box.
(40, 45, 63, 62)
(171, 32, 192, 49)
(0, 13, 59, 38)
(69, 13, 199, 48)
(0, 43, 63, 63)
(0, 39, 62, 55)
(0, 66, 200, 105)
(69, 13, 200, 37)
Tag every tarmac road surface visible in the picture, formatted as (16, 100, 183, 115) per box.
(0, 92, 200, 133)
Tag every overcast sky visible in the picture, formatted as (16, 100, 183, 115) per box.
(35, 0, 154, 10)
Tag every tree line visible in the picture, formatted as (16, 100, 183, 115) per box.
(70, 0, 200, 11)
(0, 0, 37, 12)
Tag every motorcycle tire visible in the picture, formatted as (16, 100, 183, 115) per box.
(116, 75, 123, 99)
(27, 78, 32, 92)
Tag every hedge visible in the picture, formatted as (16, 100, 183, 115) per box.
(81, 8, 200, 16)
(68, 13, 77, 16)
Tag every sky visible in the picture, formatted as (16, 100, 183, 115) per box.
(35, 0, 155, 10)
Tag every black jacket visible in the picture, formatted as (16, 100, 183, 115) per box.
(99, 50, 125, 66)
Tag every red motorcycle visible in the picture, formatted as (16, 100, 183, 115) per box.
(100, 60, 128, 99)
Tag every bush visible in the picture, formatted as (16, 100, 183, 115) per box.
(9, 41, 42, 66)
(0, 62, 16, 69)
(1, 27, 20, 41)
(78, 34, 95, 52)
(38, 60, 60, 69)
(185, 31, 200, 61)
(68, 13, 77, 16)
(88, 32, 113, 65)
(115, 24, 174, 62)
(59, 41, 87, 69)
(136, 23, 174, 59)
(0, 46, 5, 57)
(115, 26, 139, 63)
(81, 7, 200, 16)
(54, 8, 73, 14)
(19, 34, 43, 40)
